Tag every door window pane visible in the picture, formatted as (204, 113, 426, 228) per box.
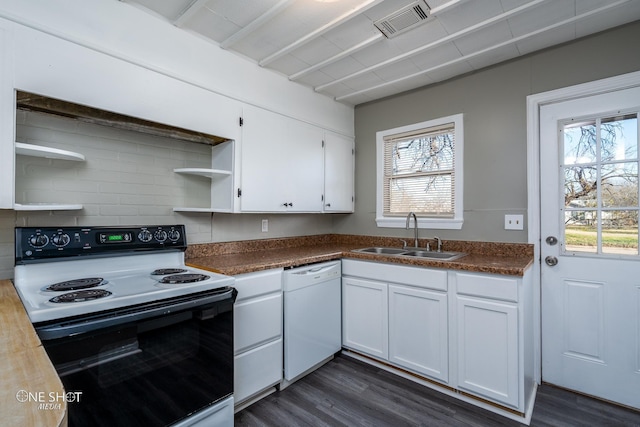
(564, 120, 597, 164)
(602, 210, 638, 255)
(601, 114, 637, 162)
(601, 162, 638, 207)
(564, 210, 598, 253)
(564, 166, 597, 207)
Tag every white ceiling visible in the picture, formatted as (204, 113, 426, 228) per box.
(120, 0, 640, 106)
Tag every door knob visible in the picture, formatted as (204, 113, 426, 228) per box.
(545, 256, 558, 266)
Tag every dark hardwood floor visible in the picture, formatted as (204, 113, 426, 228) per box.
(235, 355, 640, 426)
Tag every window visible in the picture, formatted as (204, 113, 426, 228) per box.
(561, 111, 639, 256)
(376, 114, 463, 229)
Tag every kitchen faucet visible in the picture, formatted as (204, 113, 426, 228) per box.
(405, 212, 418, 248)
(434, 236, 442, 252)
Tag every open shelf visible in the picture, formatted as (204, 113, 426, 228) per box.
(14, 203, 83, 211)
(173, 168, 231, 179)
(15, 142, 85, 161)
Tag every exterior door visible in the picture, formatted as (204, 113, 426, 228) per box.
(540, 86, 640, 409)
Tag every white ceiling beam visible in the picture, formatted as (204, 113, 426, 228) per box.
(289, 33, 383, 81)
(430, 0, 466, 16)
(259, 0, 385, 67)
(334, 0, 631, 102)
(316, 0, 545, 92)
(173, 0, 210, 28)
(220, 0, 296, 49)
(287, 0, 465, 82)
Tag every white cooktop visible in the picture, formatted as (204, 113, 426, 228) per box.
(14, 252, 233, 323)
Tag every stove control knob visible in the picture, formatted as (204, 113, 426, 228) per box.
(154, 230, 168, 242)
(29, 234, 49, 248)
(167, 229, 181, 242)
(51, 233, 71, 247)
(138, 229, 153, 243)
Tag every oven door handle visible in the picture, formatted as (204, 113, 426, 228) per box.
(36, 287, 236, 341)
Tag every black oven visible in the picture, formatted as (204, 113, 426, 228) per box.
(35, 286, 237, 427)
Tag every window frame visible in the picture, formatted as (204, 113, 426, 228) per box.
(376, 113, 464, 229)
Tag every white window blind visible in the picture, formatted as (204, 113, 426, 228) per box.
(383, 122, 456, 217)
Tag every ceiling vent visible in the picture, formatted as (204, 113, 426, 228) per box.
(374, 1, 431, 38)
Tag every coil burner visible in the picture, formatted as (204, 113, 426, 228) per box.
(49, 289, 112, 303)
(45, 277, 107, 292)
(159, 274, 210, 284)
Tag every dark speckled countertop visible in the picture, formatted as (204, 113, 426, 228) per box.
(185, 234, 534, 277)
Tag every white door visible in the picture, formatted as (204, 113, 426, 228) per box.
(540, 86, 640, 409)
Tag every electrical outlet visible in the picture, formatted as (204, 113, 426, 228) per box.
(261, 219, 268, 232)
(504, 214, 524, 230)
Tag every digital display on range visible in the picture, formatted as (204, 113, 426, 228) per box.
(99, 232, 133, 244)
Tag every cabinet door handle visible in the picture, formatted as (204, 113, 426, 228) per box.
(326, 203, 331, 208)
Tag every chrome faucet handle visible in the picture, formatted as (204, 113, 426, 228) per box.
(400, 239, 408, 249)
(426, 242, 431, 251)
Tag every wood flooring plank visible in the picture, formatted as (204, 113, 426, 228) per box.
(235, 355, 640, 427)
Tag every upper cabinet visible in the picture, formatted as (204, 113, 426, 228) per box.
(0, 26, 13, 209)
(323, 132, 354, 213)
(240, 106, 324, 213)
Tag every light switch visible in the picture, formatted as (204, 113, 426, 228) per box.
(504, 214, 524, 230)
(261, 219, 268, 232)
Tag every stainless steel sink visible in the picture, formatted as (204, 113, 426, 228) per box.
(352, 247, 466, 261)
(354, 247, 409, 255)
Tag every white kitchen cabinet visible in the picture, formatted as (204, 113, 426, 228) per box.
(232, 268, 283, 407)
(388, 284, 448, 383)
(342, 276, 388, 359)
(456, 295, 519, 407)
(173, 140, 237, 213)
(323, 132, 354, 213)
(452, 270, 533, 412)
(0, 26, 13, 209)
(342, 260, 535, 421)
(240, 105, 324, 212)
(342, 259, 448, 370)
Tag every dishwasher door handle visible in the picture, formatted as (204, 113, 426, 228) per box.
(292, 264, 337, 275)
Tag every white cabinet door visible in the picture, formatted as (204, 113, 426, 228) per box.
(240, 105, 323, 212)
(342, 277, 388, 359)
(0, 26, 14, 209)
(388, 285, 448, 383)
(456, 295, 519, 408)
(323, 132, 353, 212)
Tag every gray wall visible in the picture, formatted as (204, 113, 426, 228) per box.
(334, 21, 640, 243)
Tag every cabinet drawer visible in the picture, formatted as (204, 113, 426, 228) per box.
(234, 268, 283, 302)
(234, 293, 282, 354)
(234, 338, 283, 404)
(342, 259, 447, 291)
(455, 272, 519, 302)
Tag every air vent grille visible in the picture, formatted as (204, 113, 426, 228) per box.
(374, 1, 431, 39)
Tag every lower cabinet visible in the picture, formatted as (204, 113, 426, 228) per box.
(233, 268, 283, 406)
(342, 277, 388, 359)
(456, 296, 519, 407)
(342, 259, 534, 417)
(389, 284, 448, 383)
(342, 260, 449, 384)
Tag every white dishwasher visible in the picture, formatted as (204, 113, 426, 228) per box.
(282, 260, 342, 388)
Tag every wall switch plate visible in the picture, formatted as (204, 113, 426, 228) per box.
(504, 214, 524, 230)
(261, 219, 268, 232)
